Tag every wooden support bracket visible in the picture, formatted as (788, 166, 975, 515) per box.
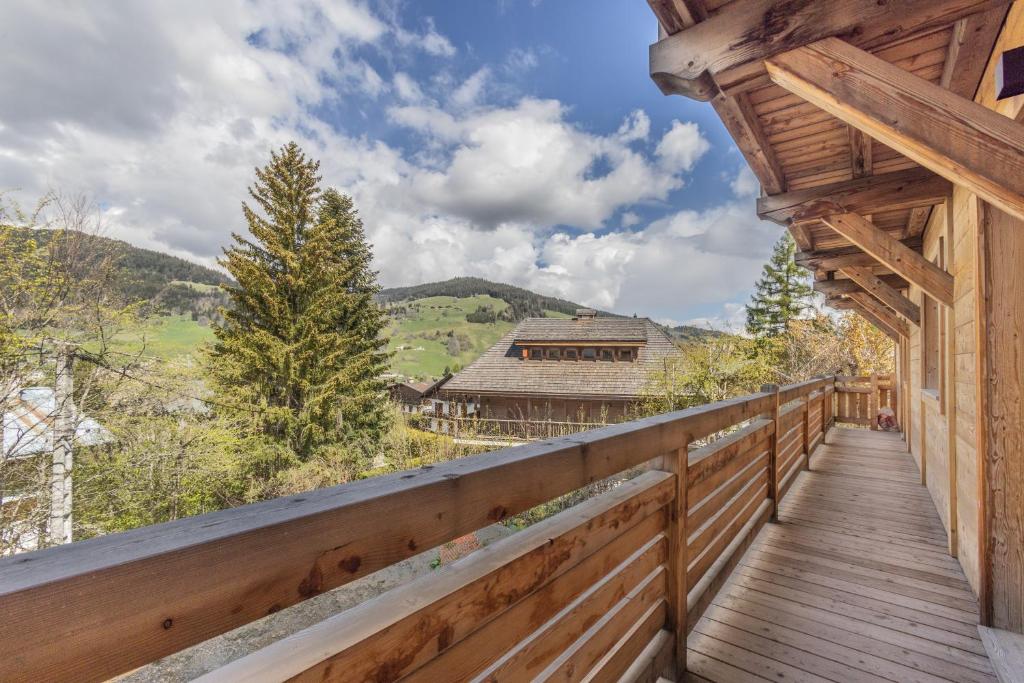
(840, 266, 921, 325)
(821, 212, 954, 306)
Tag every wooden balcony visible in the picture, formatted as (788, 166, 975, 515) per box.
(0, 376, 992, 681)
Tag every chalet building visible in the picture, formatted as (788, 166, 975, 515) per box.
(6, 3, 1024, 682)
(441, 310, 683, 423)
(386, 375, 451, 414)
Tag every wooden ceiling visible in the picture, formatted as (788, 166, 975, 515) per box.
(647, 0, 1010, 289)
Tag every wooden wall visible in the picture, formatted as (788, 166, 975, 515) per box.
(978, 203, 1024, 630)
(475, 395, 631, 423)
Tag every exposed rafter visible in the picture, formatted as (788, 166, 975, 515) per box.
(812, 274, 909, 297)
(757, 168, 950, 226)
(848, 291, 912, 338)
(843, 297, 903, 340)
(649, 0, 1009, 101)
(711, 92, 786, 194)
(794, 235, 924, 271)
(820, 212, 954, 305)
(841, 266, 921, 325)
(848, 128, 873, 179)
(940, 5, 1010, 99)
(765, 37, 1024, 222)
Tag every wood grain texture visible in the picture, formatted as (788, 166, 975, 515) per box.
(765, 37, 1024, 222)
(822, 212, 955, 305)
(687, 428, 996, 682)
(841, 265, 922, 324)
(649, 0, 1008, 87)
(757, 167, 951, 226)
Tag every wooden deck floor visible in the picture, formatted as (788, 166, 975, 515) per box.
(686, 427, 996, 682)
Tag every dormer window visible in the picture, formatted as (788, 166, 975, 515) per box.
(617, 349, 633, 361)
(564, 348, 578, 360)
(600, 349, 614, 361)
(581, 348, 597, 360)
(546, 348, 561, 360)
(529, 348, 542, 360)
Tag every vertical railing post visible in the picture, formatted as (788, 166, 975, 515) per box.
(663, 444, 689, 677)
(802, 387, 812, 470)
(762, 383, 781, 521)
(823, 377, 832, 442)
(869, 373, 879, 430)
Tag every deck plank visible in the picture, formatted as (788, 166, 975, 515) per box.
(686, 428, 996, 682)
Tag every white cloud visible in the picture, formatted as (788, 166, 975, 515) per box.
(451, 68, 491, 109)
(392, 72, 424, 103)
(394, 98, 683, 229)
(621, 211, 640, 227)
(731, 165, 759, 198)
(616, 110, 650, 144)
(684, 302, 748, 334)
(656, 120, 710, 172)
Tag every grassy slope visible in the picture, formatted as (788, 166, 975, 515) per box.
(384, 295, 514, 381)
(112, 314, 216, 360)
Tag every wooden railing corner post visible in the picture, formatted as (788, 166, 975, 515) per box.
(869, 372, 880, 431)
(662, 443, 690, 677)
(761, 384, 781, 522)
(802, 390, 812, 471)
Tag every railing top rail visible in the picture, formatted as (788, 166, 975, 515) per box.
(0, 375, 834, 682)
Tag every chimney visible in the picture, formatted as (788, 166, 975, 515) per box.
(575, 308, 597, 320)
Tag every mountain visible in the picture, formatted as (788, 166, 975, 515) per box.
(21, 228, 230, 322)
(379, 276, 725, 340)
(378, 277, 596, 321)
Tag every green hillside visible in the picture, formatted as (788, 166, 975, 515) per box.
(384, 295, 515, 380)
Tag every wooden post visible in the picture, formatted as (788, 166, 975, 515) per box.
(663, 445, 689, 676)
(822, 380, 830, 443)
(869, 373, 879, 431)
(762, 384, 781, 521)
(49, 346, 75, 546)
(802, 391, 811, 470)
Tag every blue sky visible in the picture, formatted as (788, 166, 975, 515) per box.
(0, 0, 782, 328)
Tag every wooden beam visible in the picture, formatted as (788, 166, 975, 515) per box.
(841, 266, 921, 325)
(812, 273, 909, 296)
(711, 91, 786, 194)
(941, 6, 1010, 100)
(765, 37, 1024, 222)
(905, 206, 933, 238)
(647, 0, 706, 35)
(848, 128, 872, 178)
(649, 0, 1009, 100)
(757, 167, 951, 225)
(848, 291, 911, 338)
(845, 301, 902, 341)
(821, 212, 954, 306)
(788, 222, 813, 251)
(795, 234, 924, 270)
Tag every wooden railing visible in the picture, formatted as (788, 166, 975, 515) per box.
(0, 377, 837, 682)
(431, 415, 608, 441)
(834, 373, 895, 429)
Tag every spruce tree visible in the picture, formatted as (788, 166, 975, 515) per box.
(745, 233, 813, 338)
(210, 142, 390, 460)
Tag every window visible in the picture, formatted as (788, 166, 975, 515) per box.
(922, 237, 945, 404)
(617, 348, 633, 361)
(529, 348, 542, 360)
(546, 347, 561, 360)
(600, 349, 614, 361)
(581, 348, 597, 360)
(563, 348, 578, 360)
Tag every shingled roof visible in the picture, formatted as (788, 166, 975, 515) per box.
(443, 317, 683, 400)
(512, 317, 648, 343)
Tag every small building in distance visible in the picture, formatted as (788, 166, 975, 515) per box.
(441, 309, 683, 423)
(387, 374, 451, 414)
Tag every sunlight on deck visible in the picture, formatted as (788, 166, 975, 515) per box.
(687, 428, 995, 682)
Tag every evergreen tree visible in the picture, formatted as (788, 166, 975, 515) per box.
(209, 142, 390, 460)
(745, 233, 813, 338)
